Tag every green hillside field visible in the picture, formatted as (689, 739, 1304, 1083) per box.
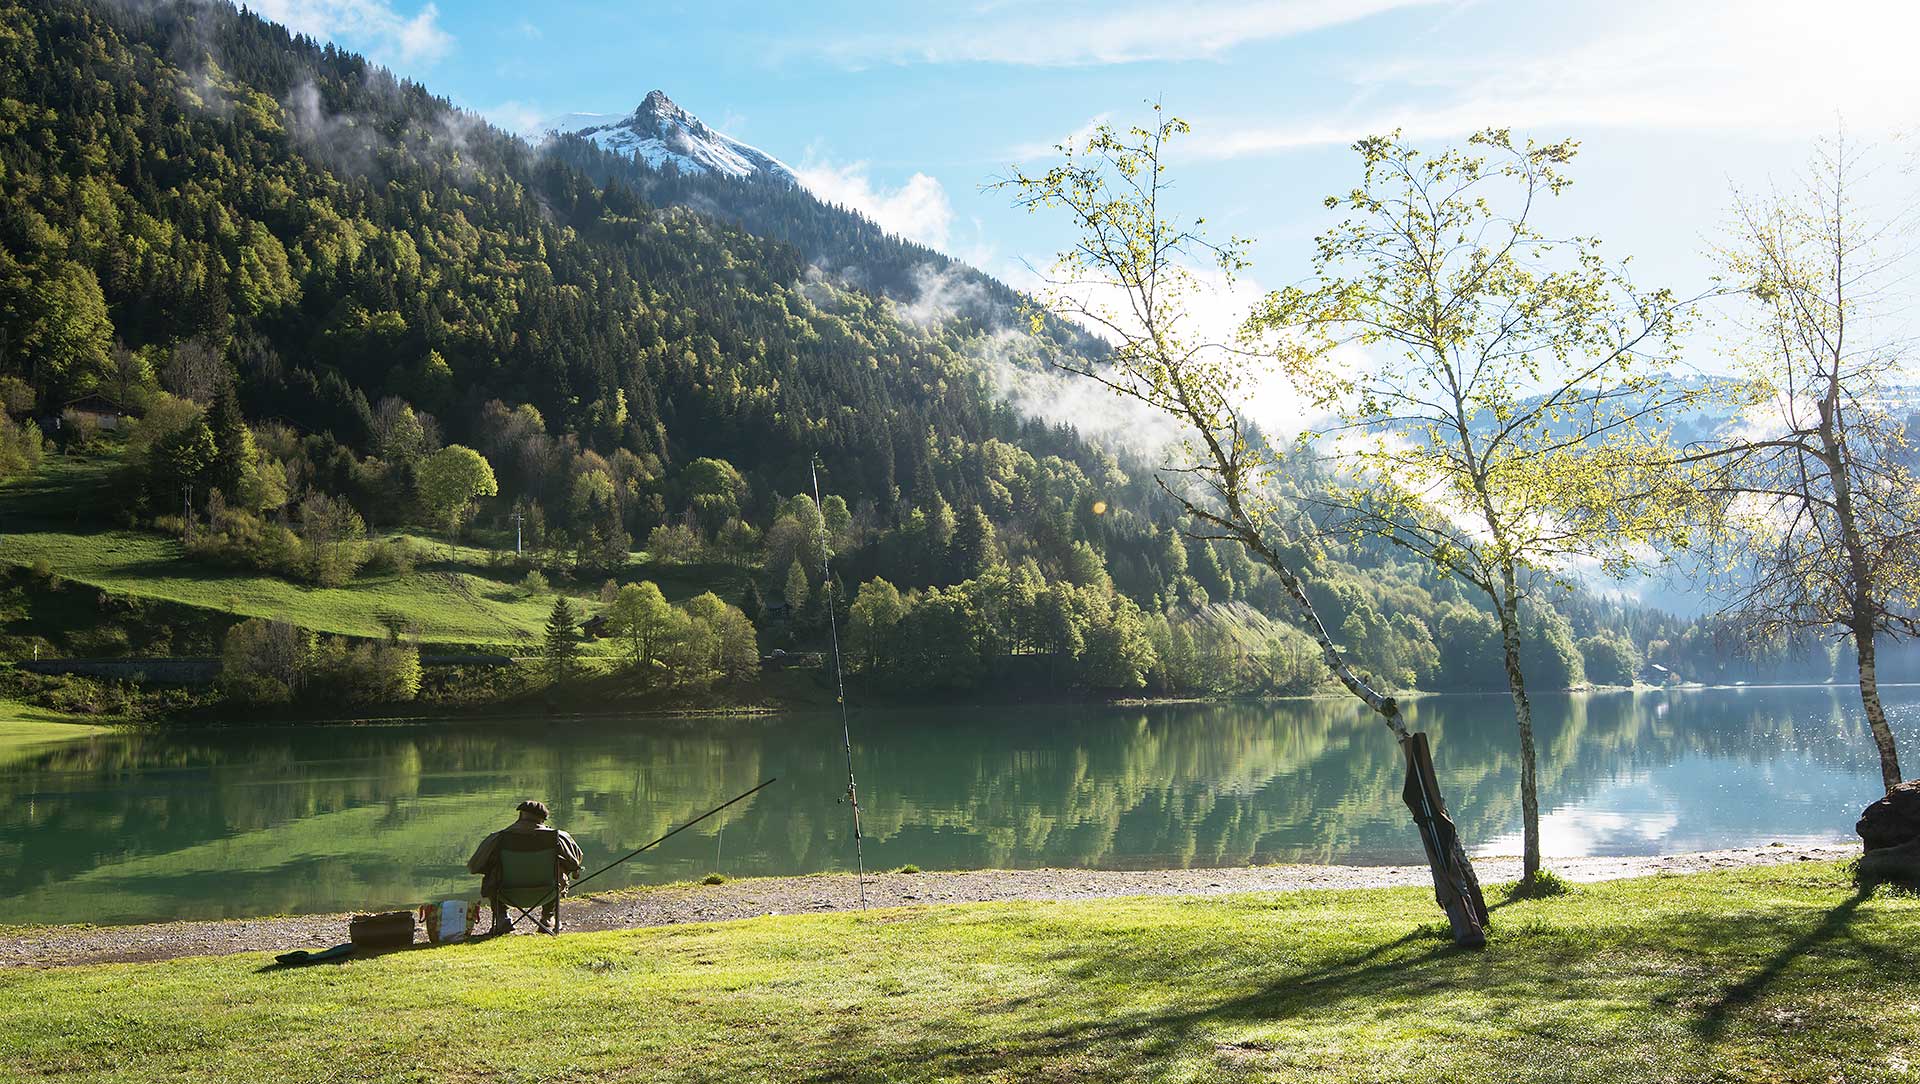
(1, 456, 746, 653)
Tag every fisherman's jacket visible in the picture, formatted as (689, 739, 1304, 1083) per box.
(466, 820, 585, 896)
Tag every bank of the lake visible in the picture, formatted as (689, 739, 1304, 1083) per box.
(2, 861, 1913, 1083)
(0, 843, 1855, 968)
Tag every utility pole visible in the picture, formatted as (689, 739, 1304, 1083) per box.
(181, 484, 192, 541)
(510, 510, 524, 555)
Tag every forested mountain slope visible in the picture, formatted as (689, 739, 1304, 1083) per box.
(0, 0, 1872, 698)
(0, 0, 1055, 503)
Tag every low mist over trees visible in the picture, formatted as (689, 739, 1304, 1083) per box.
(0, 0, 1911, 749)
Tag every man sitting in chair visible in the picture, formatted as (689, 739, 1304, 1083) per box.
(467, 800, 584, 933)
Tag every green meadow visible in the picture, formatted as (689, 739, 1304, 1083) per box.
(0, 700, 109, 754)
(1, 863, 1912, 1083)
(0, 457, 745, 653)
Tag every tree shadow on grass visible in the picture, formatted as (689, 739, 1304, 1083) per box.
(108, 556, 277, 587)
(1690, 887, 1877, 1041)
(0, 458, 121, 528)
(794, 928, 1471, 1083)
(815, 889, 1911, 1083)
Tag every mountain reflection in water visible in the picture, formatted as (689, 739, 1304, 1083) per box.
(1, 686, 1911, 924)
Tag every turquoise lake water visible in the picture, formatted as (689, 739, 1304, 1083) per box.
(2, 685, 1911, 925)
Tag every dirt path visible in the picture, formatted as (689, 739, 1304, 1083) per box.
(0, 843, 1853, 969)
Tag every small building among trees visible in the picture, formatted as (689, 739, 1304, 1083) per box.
(60, 393, 130, 430)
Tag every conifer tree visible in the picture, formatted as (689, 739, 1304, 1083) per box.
(952, 505, 996, 579)
(207, 383, 252, 501)
(543, 596, 580, 684)
(783, 560, 811, 617)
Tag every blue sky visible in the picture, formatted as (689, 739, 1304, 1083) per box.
(254, 0, 1916, 331)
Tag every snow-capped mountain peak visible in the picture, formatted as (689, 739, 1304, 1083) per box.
(549, 91, 796, 184)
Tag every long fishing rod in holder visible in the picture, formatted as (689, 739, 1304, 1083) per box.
(529, 777, 779, 913)
(811, 453, 869, 910)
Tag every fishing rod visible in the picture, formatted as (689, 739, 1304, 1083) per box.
(811, 453, 869, 910)
(531, 777, 779, 910)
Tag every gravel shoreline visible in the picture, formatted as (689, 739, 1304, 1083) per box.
(0, 843, 1854, 969)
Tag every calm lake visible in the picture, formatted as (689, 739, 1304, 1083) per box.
(3, 686, 1913, 925)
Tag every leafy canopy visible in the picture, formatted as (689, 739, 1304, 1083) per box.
(1252, 128, 1713, 598)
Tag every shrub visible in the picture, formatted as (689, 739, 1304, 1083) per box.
(700, 873, 727, 886)
(0, 375, 33, 415)
(222, 625, 421, 706)
(520, 569, 550, 596)
(23, 672, 141, 719)
(220, 617, 309, 702)
(363, 537, 420, 576)
(1506, 869, 1572, 900)
(70, 626, 132, 656)
(645, 522, 704, 565)
(309, 637, 422, 703)
(186, 502, 301, 578)
(417, 661, 537, 704)
(57, 409, 101, 451)
(0, 414, 46, 480)
(221, 672, 294, 704)
(294, 492, 369, 586)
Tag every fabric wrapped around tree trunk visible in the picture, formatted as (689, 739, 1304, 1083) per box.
(1402, 731, 1490, 948)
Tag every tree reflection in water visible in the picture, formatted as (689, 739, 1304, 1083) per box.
(1, 686, 1911, 924)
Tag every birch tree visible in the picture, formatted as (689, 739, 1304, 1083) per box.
(1000, 107, 1489, 939)
(1702, 137, 1918, 792)
(1249, 130, 1709, 880)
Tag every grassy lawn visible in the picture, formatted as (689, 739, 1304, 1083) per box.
(2, 863, 1914, 1082)
(0, 698, 108, 742)
(0, 457, 749, 651)
(0, 696, 108, 729)
(0, 699, 110, 768)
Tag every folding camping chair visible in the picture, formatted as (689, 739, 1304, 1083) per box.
(492, 828, 566, 935)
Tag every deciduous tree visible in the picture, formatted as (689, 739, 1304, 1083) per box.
(606, 581, 678, 683)
(417, 444, 498, 537)
(1251, 130, 1705, 880)
(1698, 136, 1919, 791)
(848, 577, 906, 674)
(1001, 107, 1491, 939)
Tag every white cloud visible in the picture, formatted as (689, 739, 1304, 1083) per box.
(1187, 0, 1920, 156)
(794, 157, 954, 251)
(1006, 111, 1113, 162)
(892, 264, 989, 328)
(999, 257, 1319, 442)
(986, 333, 1192, 457)
(475, 100, 549, 137)
(820, 0, 1442, 68)
(252, 0, 452, 65)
